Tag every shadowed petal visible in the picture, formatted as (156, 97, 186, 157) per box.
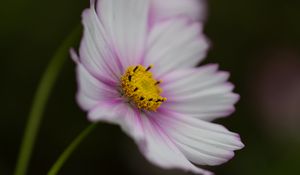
(144, 18, 209, 78)
(150, 0, 207, 23)
(160, 65, 239, 121)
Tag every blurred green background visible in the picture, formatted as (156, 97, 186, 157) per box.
(1, 0, 300, 174)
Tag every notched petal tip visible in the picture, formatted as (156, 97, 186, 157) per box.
(70, 48, 80, 63)
(233, 134, 245, 149)
(202, 64, 219, 72)
(231, 93, 240, 104)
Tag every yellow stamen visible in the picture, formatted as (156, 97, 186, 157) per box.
(121, 64, 167, 111)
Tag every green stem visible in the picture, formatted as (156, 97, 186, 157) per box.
(47, 123, 98, 175)
(14, 26, 81, 175)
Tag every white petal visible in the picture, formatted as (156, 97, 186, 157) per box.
(88, 102, 145, 142)
(144, 18, 209, 77)
(139, 114, 213, 175)
(96, 0, 149, 68)
(80, 6, 123, 81)
(150, 0, 207, 23)
(76, 64, 119, 111)
(154, 111, 244, 166)
(160, 65, 239, 121)
(77, 91, 99, 111)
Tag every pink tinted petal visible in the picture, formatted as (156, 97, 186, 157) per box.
(144, 18, 209, 78)
(89, 101, 145, 142)
(138, 113, 213, 175)
(160, 65, 240, 121)
(96, 0, 149, 69)
(154, 111, 244, 166)
(70, 48, 79, 63)
(150, 0, 207, 23)
(79, 5, 123, 82)
(76, 64, 119, 111)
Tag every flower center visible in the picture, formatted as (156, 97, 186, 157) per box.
(120, 65, 167, 111)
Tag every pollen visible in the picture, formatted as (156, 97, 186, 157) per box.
(121, 65, 167, 111)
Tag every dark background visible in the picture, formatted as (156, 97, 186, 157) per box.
(1, 0, 300, 174)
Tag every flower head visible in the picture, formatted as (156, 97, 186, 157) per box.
(71, 0, 244, 174)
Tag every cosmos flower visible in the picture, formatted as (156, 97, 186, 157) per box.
(71, 0, 244, 174)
